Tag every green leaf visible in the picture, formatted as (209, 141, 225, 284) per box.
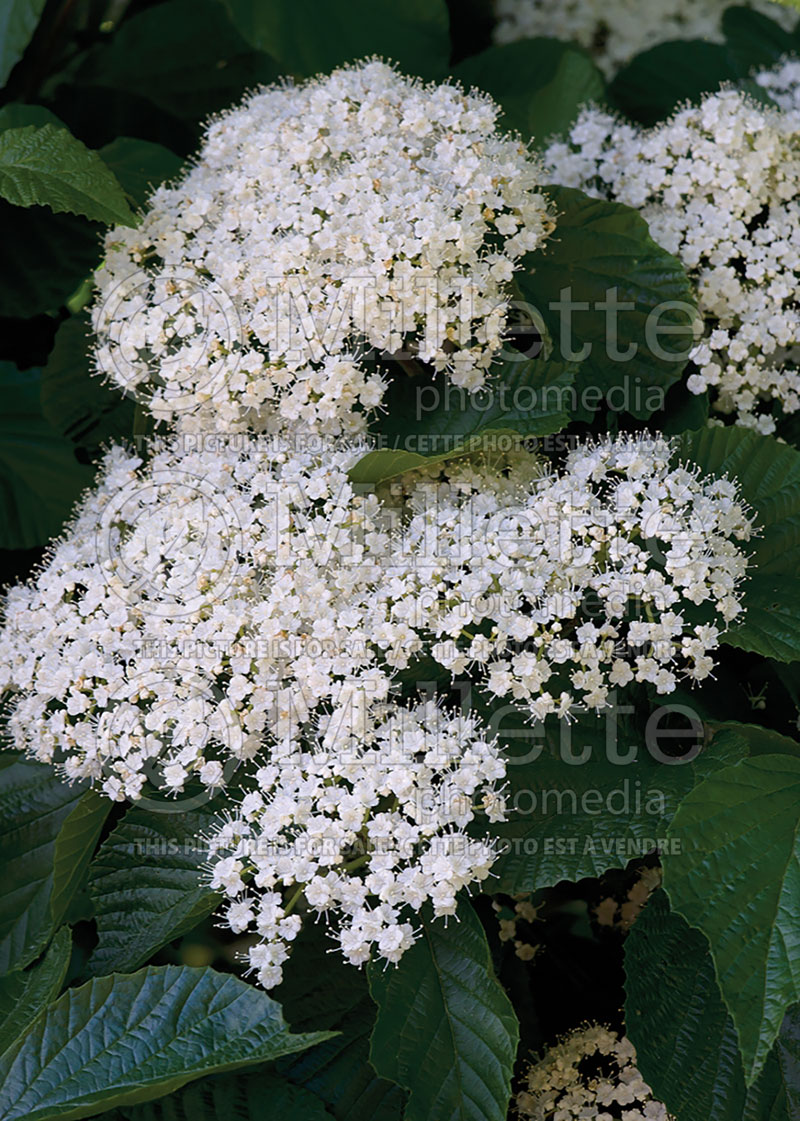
(351, 353, 576, 482)
(39, 315, 135, 454)
(454, 39, 605, 144)
(71, 0, 279, 124)
(88, 805, 222, 976)
(0, 0, 47, 86)
(609, 41, 740, 126)
(663, 753, 800, 1083)
(51, 790, 110, 927)
(99, 137, 183, 209)
(0, 927, 71, 1055)
(485, 707, 746, 894)
(379, 354, 574, 446)
(0, 362, 97, 548)
(368, 899, 518, 1121)
(722, 6, 800, 72)
(347, 446, 477, 485)
(0, 103, 63, 130)
(0, 199, 102, 318)
(221, 0, 450, 79)
(117, 1071, 331, 1121)
(0, 123, 136, 225)
(775, 1006, 800, 1118)
(518, 185, 696, 420)
(273, 921, 405, 1120)
(705, 721, 800, 762)
(677, 426, 800, 660)
(0, 965, 332, 1121)
(625, 891, 798, 1121)
(0, 755, 109, 973)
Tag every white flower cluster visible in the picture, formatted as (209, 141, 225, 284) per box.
(0, 436, 395, 802)
(367, 436, 752, 718)
(544, 86, 800, 433)
(0, 434, 752, 801)
(91, 60, 553, 436)
(516, 1024, 672, 1120)
(208, 700, 505, 985)
(755, 56, 800, 113)
(493, 0, 795, 77)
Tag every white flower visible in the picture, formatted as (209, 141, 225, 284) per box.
(0, 433, 752, 803)
(0, 435, 395, 799)
(92, 60, 554, 436)
(366, 435, 753, 722)
(206, 700, 506, 986)
(493, 0, 795, 78)
(544, 82, 800, 432)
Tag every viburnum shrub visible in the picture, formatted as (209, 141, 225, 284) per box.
(1, 4, 800, 1121)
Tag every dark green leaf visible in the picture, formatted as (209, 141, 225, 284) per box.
(273, 921, 405, 1121)
(39, 315, 135, 454)
(99, 137, 184, 209)
(0, 362, 97, 548)
(352, 353, 575, 482)
(0, 199, 102, 318)
(722, 6, 800, 72)
(368, 899, 518, 1121)
(88, 805, 222, 976)
(221, 0, 450, 79)
(72, 0, 279, 124)
(518, 185, 696, 420)
(378, 354, 574, 447)
(454, 39, 605, 144)
(609, 42, 739, 126)
(0, 964, 331, 1120)
(0, 927, 71, 1055)
(117, 1071, 331, 1121)
(663, 752, 800, 1083)
(678, 426, 800, 660)
(0, 123, 136, 225)
(0, 103, 63, 130)
(0, 0, 47, 86)
(0, 755, 108, 973)
(625, 891, 797, 1121)
(485, 707, 745, 894)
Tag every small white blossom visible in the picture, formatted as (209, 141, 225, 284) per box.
(92, 60, 554, 436)
(367, 435, 753, 721)
(545, 83, 800, 432)
(493, 0, 795, 77)
(206, 701, 506, 986)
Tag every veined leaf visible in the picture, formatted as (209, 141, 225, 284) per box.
(0, 123, 136, 225)
(88, 805, 222, 976)
(0, 926, 71, 1055)
(0, 754, 108, 973)
(625, 891, 798, 1121)
(518, 185, 696, 420)
(485, 707, 746, 894)
(678, 426, 800, 660)
(0, 964, 332, 1121)
(368, 899, 518, 1121)
(663, 753, 800, 1084)
(273, 921, 405, 1120)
